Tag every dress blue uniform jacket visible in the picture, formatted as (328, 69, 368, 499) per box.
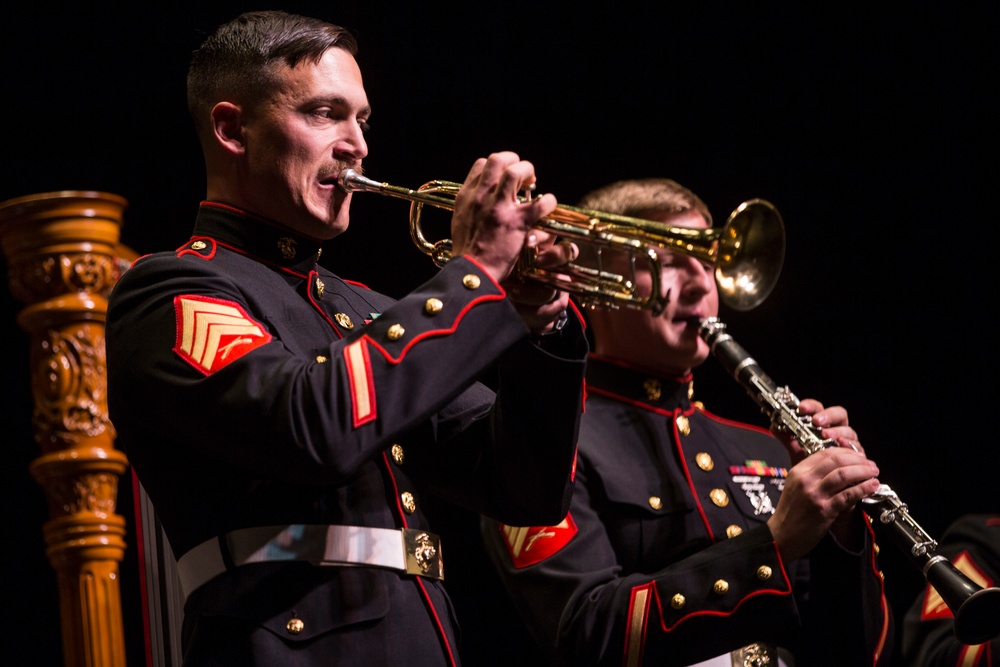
(482, 354, 892, 666)
(106, 202, 587, 666)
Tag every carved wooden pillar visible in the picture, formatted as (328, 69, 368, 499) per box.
(0, 191, 132, 667)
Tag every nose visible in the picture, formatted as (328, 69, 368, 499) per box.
(679, 259, 715, 302)
(334, 123, 368, 162)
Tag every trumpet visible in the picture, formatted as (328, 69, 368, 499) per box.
(698, 316, 1000, 645)
(338, 169, 785, 315)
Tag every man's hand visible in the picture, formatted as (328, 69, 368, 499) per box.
(504, 234, 577, 334)
(450, 152, 557, 284)
(768, 398, 881, 560)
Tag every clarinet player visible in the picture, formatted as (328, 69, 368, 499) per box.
(480, 177, 893, 666)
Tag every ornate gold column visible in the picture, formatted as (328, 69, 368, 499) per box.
(0, 191, 133, 667)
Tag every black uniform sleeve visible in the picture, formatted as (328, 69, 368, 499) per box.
(108, 251, 586, 542)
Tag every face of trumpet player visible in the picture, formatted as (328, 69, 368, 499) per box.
(190, 29, 369, 241)
(584, 209, 717, 377)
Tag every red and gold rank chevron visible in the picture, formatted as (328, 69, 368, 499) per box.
(920, 551, 993, 621)
(499, 514, 578, 569)
(173, 295, 272, 374)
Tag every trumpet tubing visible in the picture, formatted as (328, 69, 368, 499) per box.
(339, 169, 785, 315)
(697, 316, 1000, 645)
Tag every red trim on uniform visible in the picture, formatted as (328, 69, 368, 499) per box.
(343, 278, 371, 290)
(413, 575, 459, 667)
(380, 450, 408, 528)
(863, 517, 891, 665)
(567, 299, 585, 331)
(172, 295, 272, 375)
(360, 292, 506, 364)
(670, 406, 716, 542)
(208, 237, 313, 280)
(303, 270, 346, 340)
(381, 444, 458, 666)
(585, 385, 675, 417)
(176, 236, 218, 259)
(654, 542, 793, 631)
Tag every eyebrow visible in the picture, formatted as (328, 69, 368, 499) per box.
(324, 94, 371, 118)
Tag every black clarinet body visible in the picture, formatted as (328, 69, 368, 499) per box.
(698, 316, 1000, 645)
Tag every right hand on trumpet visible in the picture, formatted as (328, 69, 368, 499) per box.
(767, 398, 883, 561)
(450, 151, 574, 335)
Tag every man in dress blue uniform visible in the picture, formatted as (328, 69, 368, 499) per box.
(481, 178, 894, 665)
(106, 11, 587, 666)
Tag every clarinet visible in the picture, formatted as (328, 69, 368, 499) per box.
(698, 316, 1000, 645)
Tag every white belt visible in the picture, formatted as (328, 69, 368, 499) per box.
(690, 642, 790, 667)
(176, 524, 444, 600)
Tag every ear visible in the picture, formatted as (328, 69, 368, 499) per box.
(210, 102, 246, 155)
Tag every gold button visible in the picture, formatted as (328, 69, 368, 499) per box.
(675, 414, 690, 436)
(315, 277, 325, 299)
(391, 444, 405, 465)
(191, 240, 207, 250)
(334, 313, 354, 329)
(874, 543, 880, 556)
(713, 579, 729, 595)
(286, 618, 304, 634)
(315, 355, 328, 364)
(709, 488, 729, 507)
(401, 491, 416, 514)
(387, 324, 405, 341)
(643, 378, 661, 401)
(692, 400, 705, 410)
(687, 381, 695, 399)
(670, 593, 686, 609)
(695, 452, 714, 471)
(424, 298, 443, 314)
(648, 496, 662, 510)
(756, 565, 772, 581)
(726, 524, 743, 538)
(462, 274, 481, 289)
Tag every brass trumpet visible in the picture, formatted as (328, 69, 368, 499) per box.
(339, 169, 786, 315)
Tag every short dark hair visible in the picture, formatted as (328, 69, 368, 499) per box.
(187, 10, 359, 135)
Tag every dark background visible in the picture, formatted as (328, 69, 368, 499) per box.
(2, 3, 996, 665)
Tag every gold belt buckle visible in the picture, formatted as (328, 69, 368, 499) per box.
(402, 528, 444, 580)
(731, 642, 776, 667)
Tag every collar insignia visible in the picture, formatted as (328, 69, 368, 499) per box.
(643, 378, 662, 401)
(277, 236, 297, 260)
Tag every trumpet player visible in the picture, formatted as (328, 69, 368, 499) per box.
(105, 10, 588, 666)
(481, 177, 894, 666)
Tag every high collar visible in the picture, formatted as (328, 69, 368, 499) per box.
(586, 354, 695, 411)
(191, 202, 325, 274)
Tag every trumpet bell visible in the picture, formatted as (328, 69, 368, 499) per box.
(716, 199, 785, 311)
